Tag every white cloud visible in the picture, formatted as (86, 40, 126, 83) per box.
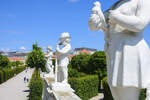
(68, 0, 80, 3)
(1, 48, 11, 52)
(20, 46, 26, 51)
(0, 30, 24, 34)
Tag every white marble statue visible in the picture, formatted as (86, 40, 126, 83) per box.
(45, 46, 54, 78)
(56, 32, 72, 83)
(89, 0, 150, 100)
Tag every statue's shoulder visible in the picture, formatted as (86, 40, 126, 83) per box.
(138, 0, 150, 6)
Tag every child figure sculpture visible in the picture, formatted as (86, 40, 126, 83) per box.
(45, 46, 54, 78)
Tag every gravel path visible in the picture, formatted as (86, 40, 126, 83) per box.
(0, 68, 34, 100)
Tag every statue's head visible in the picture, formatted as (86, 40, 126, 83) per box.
(59, 32, 71, 46)
(47, 46, 52, 52)
(94, 1, 101, 7)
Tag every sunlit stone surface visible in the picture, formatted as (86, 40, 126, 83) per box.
(89, 0, 150, 99)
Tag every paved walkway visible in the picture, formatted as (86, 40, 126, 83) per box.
(90, 93, 104, 100)
(0, 68, 34, 100)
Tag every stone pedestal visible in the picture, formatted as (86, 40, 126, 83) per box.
(43, 77, 81, 100)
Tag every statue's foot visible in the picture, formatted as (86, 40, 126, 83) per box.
(62, 80, 67, 84)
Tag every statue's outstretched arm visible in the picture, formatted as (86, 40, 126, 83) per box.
(45, 54, 50, 58)
(109, 0, 150, 33)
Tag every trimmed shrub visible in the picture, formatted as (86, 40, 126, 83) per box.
(88, 51, 107, 78)
(69, 75, 99, 100)
(68, 67, 86, 78)
(71, 54, 90, 72)
(15, 66, 26, 74)
(10, 61, 24, 67)
(0, 54, 10, 68)
(102, 77, 114, 100)
(0, 66, 25, 84)
(29, 69, 43, 100)
(140, 89, 146, 100)
(29, 80, 43, 100)
(0, 70, 3, 83)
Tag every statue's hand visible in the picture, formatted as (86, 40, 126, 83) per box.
(92, 1, 101, 15)
(88, 1, 102, 31)
(88, 14, 102, 31)
(89, 1, 106, 31)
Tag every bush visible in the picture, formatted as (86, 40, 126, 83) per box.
(68, 67, 86, 78)
(102, 77, 114, 100)
(0, 70, 3, 83)
(69, 75, 99, 100)
(88, 51, 107, 77)
(29, 80, 43, 100)
(71, 54, 90, 72)
(29, 69, 43, 100)
(3, 68, 13, 82)
(0, 66, 25, 84)
(0, 54, 10, 68)
(15, 66, 26, 74)
(10, 61, 24, 67)
(140, 89, 146, 100)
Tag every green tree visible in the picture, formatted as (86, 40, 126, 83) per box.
(26, 43, 46, 80)
(0, 54, 10, 68)
(88, 51, 107, 78)
(71, 54, 90, 72)
(11, 61, 23, 67)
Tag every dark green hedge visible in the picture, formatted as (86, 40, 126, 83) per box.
(0, 70, 3, 84)
(68, 67, 86, 78)
(29, 69, 43, 100)
(69, 75, 99, 100)
(140, 89, 146, 100)
(0, 66, 26, 84)
(102, 77, 114, 100)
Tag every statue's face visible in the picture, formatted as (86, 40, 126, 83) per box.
(61, 38, 70, 46)
(47, 49, 51, 53)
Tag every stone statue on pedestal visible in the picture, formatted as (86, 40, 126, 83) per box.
(89, 0, 150, 100)
(43, 36, 80, 100)
(56, 32, 71, 83)
(45, 46, 54, 78)
(51, 32, 73, 92)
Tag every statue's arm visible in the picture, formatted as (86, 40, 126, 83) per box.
(56, 45, 71, 55)
(109, 0, 150, 33)
(45, 54, 50, 58)
(102, 10, 109, 34)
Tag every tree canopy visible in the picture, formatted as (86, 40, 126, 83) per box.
(26, 43, 46, 79)
(0, 54, 10, 68)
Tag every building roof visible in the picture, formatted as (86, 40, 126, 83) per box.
(74, 47, 97, 51)
(8, 57, 24, 61)
(68, 54, 74, 59)
(80, 49, 90, 54)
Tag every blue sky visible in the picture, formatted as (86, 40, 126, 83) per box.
(0, 0, 150, 52)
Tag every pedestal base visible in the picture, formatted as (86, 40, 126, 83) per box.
(43, 78, 81, 100)
(44, 72, 54, 78)
(51, 82, 74, 93)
